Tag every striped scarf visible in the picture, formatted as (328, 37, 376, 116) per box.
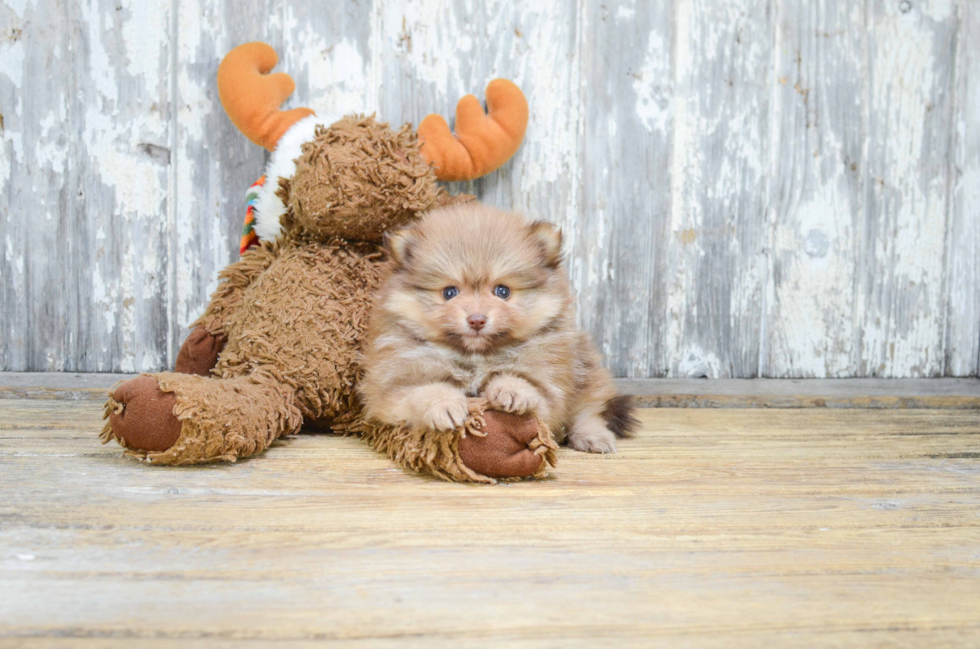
(240, 175, 266, 255)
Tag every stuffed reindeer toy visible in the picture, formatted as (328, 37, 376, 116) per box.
(101, 42, 557, 483)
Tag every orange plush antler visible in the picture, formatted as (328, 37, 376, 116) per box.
(418, 79, 529, 182)
(217, 42, 314, 151)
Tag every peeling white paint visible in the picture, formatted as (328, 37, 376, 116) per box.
(381, 0, 463, 100)
(92, 266, 118, 337)
(666, 0, 770, 377)
(677, 345, 723, 379)
(173, 0, 216, 332)
(770, 183, 856, 376)
(859, 2, 950, 377)
(666, 0, 704, 376)
(514, 1, 581, 195)
(0, 35, 25, 87)
(92, 141, 167, 218)
(34, 110, 68, 175)
(5, 0, 33, 18)
(4, 235, 24, 276)
(633, 29, 671, 134)
(117, 245, 137, 373)
(121, 0, 169, 90)
(918, 0, 952, 22)
(945, 0, 980, 376)
(81, 0, 120, 107)
(2, 0, 975, 377)
(0, 135, 12, 191)
(762, 0, 867, 378)
(616, 3, 636, 22)
(282, 6, 373, 117)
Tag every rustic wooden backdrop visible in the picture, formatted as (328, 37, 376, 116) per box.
(1, 0, 977, 378)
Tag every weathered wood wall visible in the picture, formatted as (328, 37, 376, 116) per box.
(1, 0, 977, 377)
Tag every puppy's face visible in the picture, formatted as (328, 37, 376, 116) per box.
(383, 205, 568, 355)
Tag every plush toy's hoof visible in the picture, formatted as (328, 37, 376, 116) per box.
(458, 410, 550, 479)
(174, 326, 226, 376)
(104, 376, 181, 452)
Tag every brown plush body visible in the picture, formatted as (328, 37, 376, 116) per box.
(106, 238, 377, 464)
(103, 102, 551, 481)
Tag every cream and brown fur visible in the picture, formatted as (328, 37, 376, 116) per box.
(360, 204, 637, 453)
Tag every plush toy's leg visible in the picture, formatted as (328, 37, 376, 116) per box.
(197, 243, 280, 330)
(350, 400, 558, 484)
(457, 410, 556, 479)
(102, 372, 302, 464)
(174, 326, 226, 376)
(169, 244, 280, 378)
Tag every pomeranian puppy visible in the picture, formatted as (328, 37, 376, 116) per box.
(359, 203, 637, 453)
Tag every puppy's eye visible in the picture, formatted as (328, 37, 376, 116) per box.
(442, 286, 459, 300)
(494, 285, 511, 300)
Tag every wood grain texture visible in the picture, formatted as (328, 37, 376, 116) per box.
(71, 0, 174, 373)
(1, 395, 979, 646)
(667, 0, 771, 379)
(946, 1, 980, 377)
(1, 0, 979, 378)
(1, 0, 78, 371)
(858, 0, 957, 377)
(576, 1, 671, 377)
(765, 0, 865, 377)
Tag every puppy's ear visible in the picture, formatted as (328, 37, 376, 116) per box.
(385, 226, 418, 268)
(528, 220, 563, 268)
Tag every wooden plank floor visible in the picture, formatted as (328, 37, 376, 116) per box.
(1, 394, 979, 647)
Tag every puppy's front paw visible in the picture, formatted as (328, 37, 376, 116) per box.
(485, 375, 544, 416)
(566, 425, 618, 454)
(421, 393, 470, 432)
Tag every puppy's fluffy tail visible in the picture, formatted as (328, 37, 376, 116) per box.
(602, 394, 639, 438)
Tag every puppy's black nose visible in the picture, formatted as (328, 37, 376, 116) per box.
(467, 314, 487, 331)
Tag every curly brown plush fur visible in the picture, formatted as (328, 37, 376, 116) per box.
(194, 240, 282, 335)
(100, 114, 553, 482)
(211, 240, 385, 420)
(286, 117, 442, 242)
